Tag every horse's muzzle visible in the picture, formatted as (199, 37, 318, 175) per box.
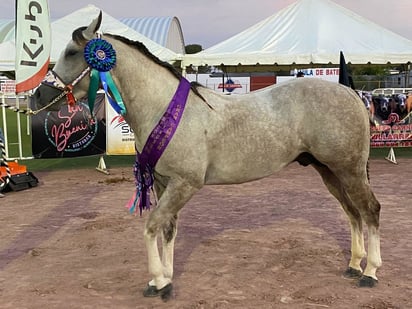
(32, 85, 64, 112)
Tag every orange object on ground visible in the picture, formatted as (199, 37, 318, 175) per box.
(0, 161, 27, 178)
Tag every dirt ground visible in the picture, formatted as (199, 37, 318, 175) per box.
(0, 158, 411, 309)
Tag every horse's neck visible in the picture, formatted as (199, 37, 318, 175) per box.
(109, 41, 180, 150)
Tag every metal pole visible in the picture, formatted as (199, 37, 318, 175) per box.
(221, 65, 225, 93)
(1, 94, 9, 158)
(16, 95, 23, 158)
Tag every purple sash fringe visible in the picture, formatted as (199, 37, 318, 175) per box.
(126, 78, 191, 215)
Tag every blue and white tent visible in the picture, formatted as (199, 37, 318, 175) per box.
(0, 5, 182, 72)
(120, 16, 185, 54)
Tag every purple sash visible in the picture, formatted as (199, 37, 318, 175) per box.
(126, 78, 191, 215)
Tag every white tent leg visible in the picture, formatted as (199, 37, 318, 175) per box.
(384, 147, 397, 165)
(96, 155, 109, 174)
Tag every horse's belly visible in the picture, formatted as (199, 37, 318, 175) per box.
(204, 161, 288, 185)
(204, 148, 296, 185)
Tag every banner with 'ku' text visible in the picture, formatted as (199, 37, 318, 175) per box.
(15, 0, 51, 93)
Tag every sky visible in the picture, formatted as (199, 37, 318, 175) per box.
(1, 0, 412, 48)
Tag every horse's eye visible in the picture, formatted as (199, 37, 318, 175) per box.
(66, 49, 78, 57)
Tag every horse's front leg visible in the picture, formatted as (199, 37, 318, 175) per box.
(143, 177, 199, 301)
(161, 214, 178, 280)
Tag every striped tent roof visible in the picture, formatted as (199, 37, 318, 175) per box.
(119, 16, 185, 54)
(0, 5, 182, 71)
(0, 13, 186, 54)
(0, 19, 14, 42)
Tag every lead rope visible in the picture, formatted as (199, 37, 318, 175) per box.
(0, 65, 92, 116)
(0, 101, 33, 115)
(0, 89, 69, 115)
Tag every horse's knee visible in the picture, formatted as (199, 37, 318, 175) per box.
(145, 210, 177, 241)
(162, 215, 177, 243)
(362, 193, 381, 227)
(144, 220, 158, 240)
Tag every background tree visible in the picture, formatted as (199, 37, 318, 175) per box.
(184, 44, 210, 74)
(185, 44, 202, 54)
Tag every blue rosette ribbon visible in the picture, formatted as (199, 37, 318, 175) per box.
(84, 38, 126, 115)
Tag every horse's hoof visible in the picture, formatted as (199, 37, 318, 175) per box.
(143, 284, 159, 297)
(159, 283, 173, 302)
(358, 275, 378, 287)
(143, 283, 173, 301)
(343, 267, 363, 279)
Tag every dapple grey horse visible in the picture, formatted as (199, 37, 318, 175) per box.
(33, 13, 382, 301)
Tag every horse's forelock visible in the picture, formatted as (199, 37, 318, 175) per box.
(72, 26, 88, 45)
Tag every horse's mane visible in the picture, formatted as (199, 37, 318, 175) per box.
(105, 34, 208, 103)
(106, 34, 183, 81)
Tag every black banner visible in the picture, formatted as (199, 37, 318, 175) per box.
(31, 94, 106, 158)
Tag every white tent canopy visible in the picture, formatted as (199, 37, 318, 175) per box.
(0, 5, 181, 72)
(0, 41, 15, 71)
(51, 5, 180, 62)
(182, 0, 412, 67)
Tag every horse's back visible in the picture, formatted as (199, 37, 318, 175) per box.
(269, 78, 370, 164)
(209, 78, 368, 126)
(200, 78, 370, 184)
(266, 78, 366, 117)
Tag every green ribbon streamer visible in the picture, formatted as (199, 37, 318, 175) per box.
(88, 69, 100, 113)
(87, 68, 126, 115)
(101, 71, 126, 115)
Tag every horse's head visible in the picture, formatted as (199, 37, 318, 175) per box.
(33, 12, 102, 111)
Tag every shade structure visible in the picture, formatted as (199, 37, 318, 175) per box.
(0, 5, 182, 72)
(182, 0, 412, 67)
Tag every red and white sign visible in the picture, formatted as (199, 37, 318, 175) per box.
(0, 79, 16, 94)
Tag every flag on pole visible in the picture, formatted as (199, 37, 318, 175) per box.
(15, 0, 51, 93)
(338, 51, 355, 89)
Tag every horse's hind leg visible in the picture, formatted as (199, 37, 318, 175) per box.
(313, 165, 366, 278)
(341, 176, 382, 287)
(322, 164, 382, 287)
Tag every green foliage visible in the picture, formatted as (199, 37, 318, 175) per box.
(185, 44, 203, 54)
(184, 44, 212, 74)
(350, 65, 387, 77)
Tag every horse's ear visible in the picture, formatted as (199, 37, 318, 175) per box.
(82, 11, 102, 40)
